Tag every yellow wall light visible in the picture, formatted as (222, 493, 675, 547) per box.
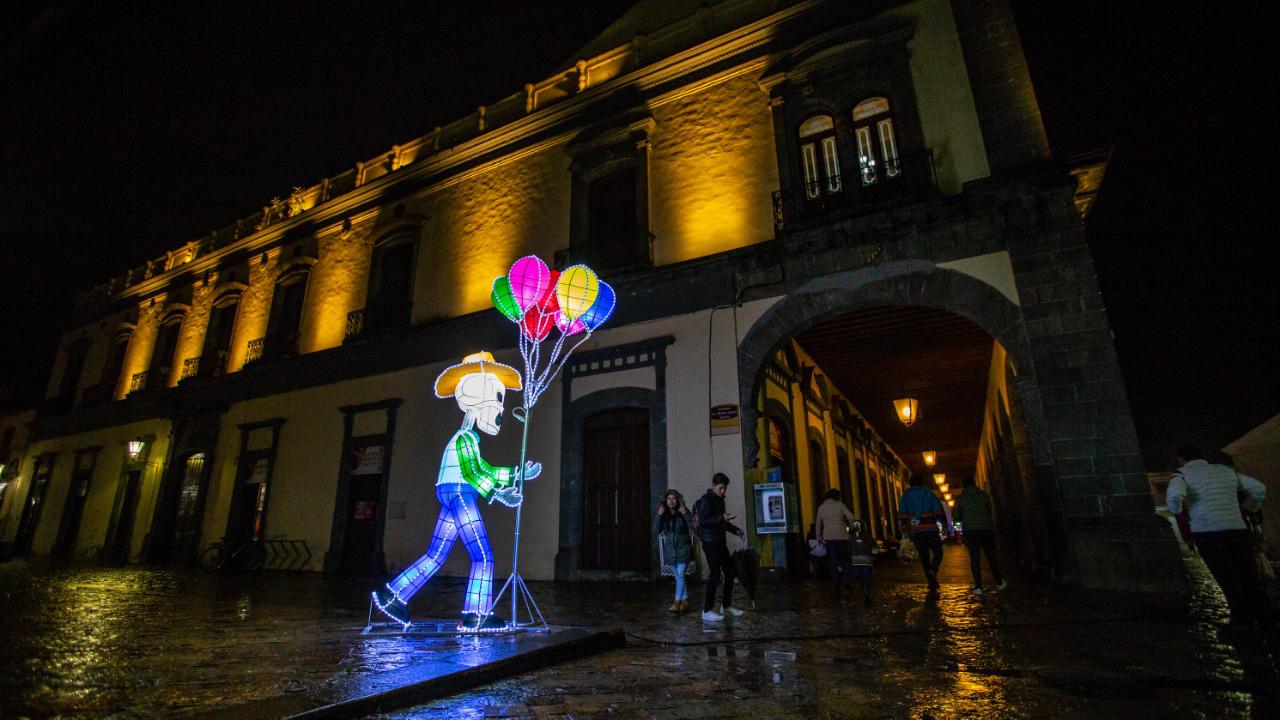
(894, 398, 918, 427)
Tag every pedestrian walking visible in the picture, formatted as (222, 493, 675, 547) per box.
(815, 488, 856, 597)
(952, 475, 1006, 595)
(849, 518, 875, 605)
(897, 474, 945, 590)
(694, 473, 746, 622)
(654, 489, 694, 613)
(1168, 445, 1268, 626)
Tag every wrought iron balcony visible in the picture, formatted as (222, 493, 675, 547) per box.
(180, 357, 201, 381)
(244, 338, 265, 366)
(344, 302, 412, 342)
(771, 150, 937, 234)
(129, 370, 149, 394)
(182, 350, 229, 381)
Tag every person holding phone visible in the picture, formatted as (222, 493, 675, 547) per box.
(694, 472, 745, 622)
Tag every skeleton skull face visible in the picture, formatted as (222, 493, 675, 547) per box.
(455, 372, 508, 435)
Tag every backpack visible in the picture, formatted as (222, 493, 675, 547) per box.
(691, 495, 707, 535)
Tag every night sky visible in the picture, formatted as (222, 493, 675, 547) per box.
(2, 2, 1276, 468)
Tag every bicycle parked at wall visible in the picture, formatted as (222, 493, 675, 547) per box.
(199, 537, 267, 571)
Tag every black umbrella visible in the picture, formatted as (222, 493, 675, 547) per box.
(732, 546, 760, 608)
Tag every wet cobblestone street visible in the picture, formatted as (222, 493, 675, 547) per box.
(2, 547, 1277, 719)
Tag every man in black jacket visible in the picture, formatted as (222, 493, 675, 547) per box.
(695, 473, 745, 622)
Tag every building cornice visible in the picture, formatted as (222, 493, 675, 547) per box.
(87, 0, 836, 313)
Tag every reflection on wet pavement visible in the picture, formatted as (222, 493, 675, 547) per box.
(1, 546, 1276, 719)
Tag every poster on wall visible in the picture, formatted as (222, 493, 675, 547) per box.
(351, 445, 384, 476)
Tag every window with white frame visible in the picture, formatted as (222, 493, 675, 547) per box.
(797, 114, 842, 199)
(851, 97, 899, 186)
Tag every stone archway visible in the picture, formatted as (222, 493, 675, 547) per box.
(736, 263, 1071, 578)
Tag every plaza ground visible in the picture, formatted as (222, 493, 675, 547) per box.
(1, 547, 1276, 719)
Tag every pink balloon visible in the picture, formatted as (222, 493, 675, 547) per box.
(555, 312, 586, 336)
(508, 255, 550, 312)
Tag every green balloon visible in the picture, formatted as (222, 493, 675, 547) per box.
(492, 276, 521, 321)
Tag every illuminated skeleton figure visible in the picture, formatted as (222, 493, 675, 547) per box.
(373, 351, 540, 630)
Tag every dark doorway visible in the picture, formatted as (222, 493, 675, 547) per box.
(14, 456, 55, 556)
(107, 470, 143, 564)
(581, 407, 650, 572)
(52, 453, 96, 559)
(341, 444, 384, 573)
(235, 459, 271, 542)
(171, 454, 208, 563)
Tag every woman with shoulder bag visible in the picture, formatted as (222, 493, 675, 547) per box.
(655, 489, 694, 612)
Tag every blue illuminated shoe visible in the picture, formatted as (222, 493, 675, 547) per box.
(458, 612, 508, 632)
(372, 587, 411, 628)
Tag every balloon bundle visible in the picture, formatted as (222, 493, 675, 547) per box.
(491, 255, 616, 411)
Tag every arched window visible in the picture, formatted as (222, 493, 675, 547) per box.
(267, 270, 309, 358)
(55, 338, 91, 408)
(851, 97, 899, 186)
(202, 295, 240, 376)
(587, 167, 644, 270)
(149, 317, 184, 389)
(797, 114, 841, 199)
(364, 233, 416, 333)
(102, 334, 131, 399)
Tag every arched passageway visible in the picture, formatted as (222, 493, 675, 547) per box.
(735, 264, 1183, 591)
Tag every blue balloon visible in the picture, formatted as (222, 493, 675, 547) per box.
(578, 281, 616, 331)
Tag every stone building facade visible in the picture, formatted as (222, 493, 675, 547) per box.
(1, 0, 1183, 592)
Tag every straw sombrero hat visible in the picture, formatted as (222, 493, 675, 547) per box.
(434, 351, 522, 397)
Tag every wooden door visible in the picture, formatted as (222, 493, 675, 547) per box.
(581, 408, 650, 571)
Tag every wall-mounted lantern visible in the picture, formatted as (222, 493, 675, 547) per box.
(922, 450, 936, 466)
(933, 473, 946, 485)
(126, 438, 148, 463)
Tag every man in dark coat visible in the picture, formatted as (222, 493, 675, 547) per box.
(695, 472, 745, 622)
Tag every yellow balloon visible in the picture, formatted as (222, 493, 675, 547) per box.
(555, 265, 599, 320)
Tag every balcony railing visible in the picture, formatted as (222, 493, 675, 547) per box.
(181, 350, 229, 381)
(129, 371, 149, 394)
(244, 338, 265, 366)
(771, 150, 937, 234)
(181, 357, 201, 381)
(344, 302, 412, 343)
